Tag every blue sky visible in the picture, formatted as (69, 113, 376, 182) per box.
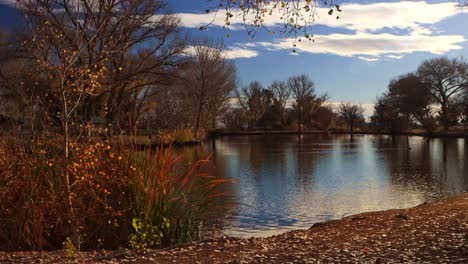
(167, 0, 468, 115)
(1, 0, 467, 115)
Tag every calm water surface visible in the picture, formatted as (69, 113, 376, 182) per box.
(177, 134, 468, 238)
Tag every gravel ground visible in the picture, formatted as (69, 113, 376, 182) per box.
(1, 193, 467, 263)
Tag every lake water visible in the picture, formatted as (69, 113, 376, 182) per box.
(178, 134, 468, 238)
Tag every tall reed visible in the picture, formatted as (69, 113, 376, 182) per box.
(129, 146, 229, 248)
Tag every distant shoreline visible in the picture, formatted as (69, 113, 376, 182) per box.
(211, 130, 468, 139)
(128, 129, 468, 149)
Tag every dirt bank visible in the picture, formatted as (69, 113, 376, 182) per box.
(1, 194, 467, 263)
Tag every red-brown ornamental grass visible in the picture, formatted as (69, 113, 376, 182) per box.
(130, 146, 230, 248)
(0, 137, 230, 251)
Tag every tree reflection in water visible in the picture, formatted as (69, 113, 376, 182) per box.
(178, 135, 468, 238)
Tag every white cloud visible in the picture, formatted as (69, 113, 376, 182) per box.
(175, 1, 467, 35)
(357, 56, 379, 62)
(386, 54, 405, 60)
(223, 46, 259, 59)
(316, 1, 467, 35)
(0, 0, 16, 7)
(184, 45, 259, 60)
(174, 1, 467, 61)
(254, 33, 465, 60)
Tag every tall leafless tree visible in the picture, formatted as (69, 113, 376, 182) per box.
(269, 80, 290, 126)
(287, 74, 316, 133)
(417, 57, 468, 131)
(178, 39, 236, 138)
(236, 81, 273, 129)
(338, 102, 365, 133)
(16, 0, 186, 135)
(387, 73, 433, 130)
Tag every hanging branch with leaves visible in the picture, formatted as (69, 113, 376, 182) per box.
(201, 0, 341, 39)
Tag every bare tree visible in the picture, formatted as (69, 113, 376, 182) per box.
(222, 107, 246, 130)
(153, 83, 187, 130)
(236, 81, 273, 129)
(370, 96, 393, 132)
(313, 105, 336, 131)
(16, 0, 185, 136)
(457, 94, 468, 130)
(338, 102, 365, 133)
(178, 39, 236, 138)
(269, 80, 290, 126)
(417, 57, 468, 131)
(287, 74, 316, 133)
(387, 73, 433, 130)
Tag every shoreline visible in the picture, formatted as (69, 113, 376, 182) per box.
(125, 129, 468, 149)
(211, 130, 468, 139)
(2, 193, 466, 263)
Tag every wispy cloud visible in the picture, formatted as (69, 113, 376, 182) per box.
(315, 1, 467, 35)
(175, 1, 467, 61)
(0, 0, 16, 7)
(223, 46, 259, 59)
(356, 56, 380, 62)
(386, 54, 405, 60)
(254, 33, 465, 60)
(184, 45, 259, 60)
(175, 1, 467, 35)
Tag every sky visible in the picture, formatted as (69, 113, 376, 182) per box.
(1, 0, 467, 116)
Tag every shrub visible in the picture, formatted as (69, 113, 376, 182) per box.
(156, 128, 206, 144)
(0, 137, 229, 250)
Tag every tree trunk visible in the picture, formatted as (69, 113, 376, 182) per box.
(62, 91, 80, 251)
(194, 95, 204, 139)
(280, 108, 285, 127)
(298, 104, 302, 134)
(194, 108, 202, 139)
(441, 101, 449, 132)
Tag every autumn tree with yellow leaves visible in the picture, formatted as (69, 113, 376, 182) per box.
(15, 0, 186, 250)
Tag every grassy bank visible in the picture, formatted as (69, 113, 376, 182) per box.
(113, 128, 207, 149)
